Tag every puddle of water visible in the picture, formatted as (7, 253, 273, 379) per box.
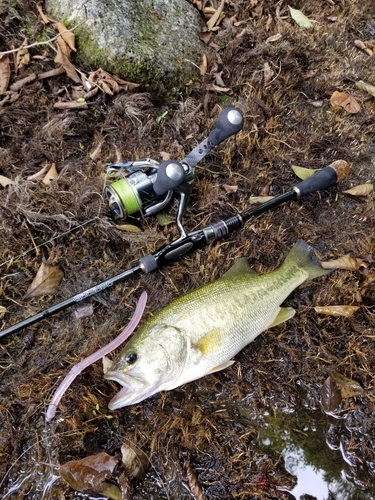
(235, 399, 375, 500)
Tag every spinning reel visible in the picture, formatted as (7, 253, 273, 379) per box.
(104, 107, 244, 236)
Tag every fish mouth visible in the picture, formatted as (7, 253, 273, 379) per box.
(105, 370, 156, 410)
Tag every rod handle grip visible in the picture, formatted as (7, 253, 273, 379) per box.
(294, 160, 350, 197)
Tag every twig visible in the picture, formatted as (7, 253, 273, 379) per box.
(0, 20, 87, 57)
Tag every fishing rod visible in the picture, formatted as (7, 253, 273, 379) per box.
(0, 107, 349, 339)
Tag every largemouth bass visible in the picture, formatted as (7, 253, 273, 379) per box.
(105, 240, 332, 409)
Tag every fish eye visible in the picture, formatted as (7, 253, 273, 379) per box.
(125, 352, 137, 364)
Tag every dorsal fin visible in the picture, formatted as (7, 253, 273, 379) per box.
(222, 257, 258, 278)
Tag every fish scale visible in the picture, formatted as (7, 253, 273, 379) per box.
(104, 240, 333, 409)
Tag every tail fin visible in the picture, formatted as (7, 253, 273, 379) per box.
(284, 240, 333, 280)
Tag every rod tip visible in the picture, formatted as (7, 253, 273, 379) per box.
(329, 160, 351, 182)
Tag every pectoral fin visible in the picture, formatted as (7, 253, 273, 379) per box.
(222, 257, 258, 278)
(195, 327, 224, 355)
(208, 359, 235, 374)
(268, 307, 295, 328)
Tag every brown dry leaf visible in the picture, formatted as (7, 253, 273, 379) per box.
(121, 442, 149, 480)
(263, 62, 274, 86)
(354, 40, 373, 56)
(36, 2, 54, 24)
(206, 83, 230, 92)
(110, 75, 140, 91)
(159, 151, 171, 161)
(42, 163, 59, 185)
(321, 375, 342, 411)
(199, 31, 212, 44)
(90, 140, 104, 161)
(249, 195, 274, 204)
(27, 164, 50, 181)
(25, 262, 63, 298)
(55, 37, 80, 83)
(88, 69, 122, 95)
(0, 55, 11, 92)
(266, 33, 282, 43)
(330, 90, 361, 114)
(321, 254, 362, 271)
(292, 165, 318, 180)
(355, 80, 375, 98)
(199, 54, 208, 75)
(16, 39, 30, 69)
(55, 22, 76, 52)
(9, 73, 37, 91)
(330, 372, 363, 400)
(0, 174, 14, 187)
(343, 183, 373, 196)
(222, 184, 238, 194)
(116, 224, 142, 233)
(314, 305, 360, 318)
(59, 452, 120, 491)
(207, 0, 225, 30)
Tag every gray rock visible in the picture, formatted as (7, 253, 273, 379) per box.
(45, 0, 204, 85)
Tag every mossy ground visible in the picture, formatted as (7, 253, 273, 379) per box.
(0, 1, 374, 499)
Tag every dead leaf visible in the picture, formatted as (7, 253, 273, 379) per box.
(343, 183, 373, 196)
(199, 54, 208, 75)
(36, 2, 54, 24)
(25, 262, 63, 298)
(9, 73, 37, 92)
(355, 80, 375, 98)
(321, 254, 363, 271)
(16, 39, 30, 69)
(116, 224, 142, 232)
(249, 195, 274, 204)
(0, 305, 7, 319)
(59, 452, 120, 491)
(199, 31, 212, 44)
(314, 305, 360, 317)
(0, 55, 11, 92)
(321, 375, 342, 411)
(121, 442, 149, 479)
(206, 83, 231, 92)
(0, 174, 14, 187)
(222, 184, 238, 194)
(159, 151, 171, 161)
(27, 164, 51, 181)
(55, 37, 80, 83)
(156, 212, 175, 226)
(42, 163, 59, 185)
(90, 140, 104, 161)
(330, 91, 361, 114)
(263, 62, 274, 86)
(55, 22, 76, 52)
(207, 0, 225, 30)
(354, 40, 373, 56)
(288, 6, 312, 29)
(88, 68, 124, 95)
(330, 372, 363, 399)
(291, 165, 318, 180)
(266, 33, 282, 43)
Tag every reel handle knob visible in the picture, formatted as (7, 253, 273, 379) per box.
(208, 107, 244, 146)
(153, 160, 185, 196)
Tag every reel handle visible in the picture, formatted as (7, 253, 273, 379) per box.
(207, 107, 244, 146)
(153, 160, 185, 196)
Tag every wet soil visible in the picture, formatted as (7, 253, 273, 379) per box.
(0, 1, 375, 499)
